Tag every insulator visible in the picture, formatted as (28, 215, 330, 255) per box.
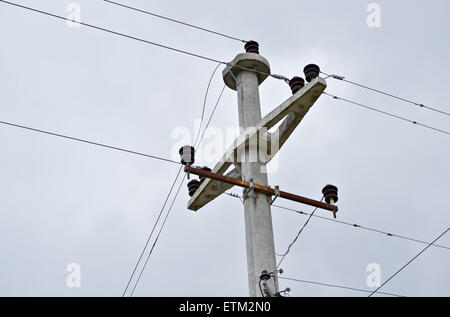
(322, 184, 338, 204)
(179, 145, 195, 166)
(303, 64, 320, 82)
(288, 76, 305, 94)
(244, 40, 259, 54)
(199, 166, 212, 183)
(259, 270, 271, 281)
(187, 179, 201, 197)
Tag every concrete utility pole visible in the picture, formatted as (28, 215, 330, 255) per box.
(222, 44, 277, 296)
(181, 41, 333, 297)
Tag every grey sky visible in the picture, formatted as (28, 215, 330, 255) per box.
(0, 0, 449, 297)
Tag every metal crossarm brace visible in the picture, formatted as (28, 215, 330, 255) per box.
(184, 166, 338, 213)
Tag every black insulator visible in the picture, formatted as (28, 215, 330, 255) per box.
(288, 76, 305, 94)
(187, 179, 201, 197)
(244, 40, 259, 54)
(303, 64, 320, 82)
(322, 184, 338, 204)
(199, 166, 212, 183)
(179, 145, 195, 166)
(260, 270, 271, 281)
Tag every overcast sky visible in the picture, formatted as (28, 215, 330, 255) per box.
(0, 0, 449, 297)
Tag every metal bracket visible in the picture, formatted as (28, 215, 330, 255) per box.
(270, 185, 280, 205)
(242, 178, 256, 202)
(229, 69, 240, 86)
(232, 162, 242, 178)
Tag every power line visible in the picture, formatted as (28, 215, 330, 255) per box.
(0, 119, 180, 165)
(277, 276, 405, 297)
(127, 74, 226, 296)
(271, 204, 450, 252)
(121, 166, 183, 297)
(130, 174, 187, 296)
(193, 63, 222, 148)
(276, 198, 323, 269)
(103, 0, 247, 43)
(225, 193, 450, 251)
(321, 71, 450, 116)
(368, 227, 450, 297)
(196, 85, 226, 148)
(0, 0, 283, 81)
(323, 92, 450, 136)
(0, 1, 221, 62)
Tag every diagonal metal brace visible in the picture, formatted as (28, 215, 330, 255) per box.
(243, 178, 256, 202)
(270, 185, 280, 205)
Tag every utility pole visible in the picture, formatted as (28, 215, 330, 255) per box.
(222, 41, 277, 296)
(180, 42, 336, 297)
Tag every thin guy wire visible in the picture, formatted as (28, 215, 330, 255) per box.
(130, 174, 187, 296)
(225, 193, 450, 252)
(321, 71, 450, 116)
(0, 1, 284, 82)
(278, 276, 405, 297)
(103, 0, 247, 43)
(0, 119, 180, 165)
(323, 92, 450, 136)
(276, 198, 323, 269)
(121, 166, 182, 297)
(368, 227, 450, 297)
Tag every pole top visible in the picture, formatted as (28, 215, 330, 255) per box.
(222, 53, 271, 91)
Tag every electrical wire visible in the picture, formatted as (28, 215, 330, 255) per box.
(225, 193, 450, 251)
(196, 85, 226, 148)
(323, 92, 450, 136)
(321, 71, 450, 116)
(0, 1, 284, 82)
(276, 198, 323, 269)
(271, 204, 450, 252)
(130, 174, 187, 296)
(277, 276, 405, 297)
(258, 279, 265, 297)
(121, 166, 183, 297)
(126, 69, 227, 296)
(227, 191, 243, 204)
(103, 0, 247, 43)
(0, 119, 180, 165)
(193, 63, 222, 148)
(368, 227, 450, 297)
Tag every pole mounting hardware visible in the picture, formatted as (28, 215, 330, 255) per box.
(243, 179, 256, 202)
(184, 166, 338, 213)
(270, 185, 281, 205)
